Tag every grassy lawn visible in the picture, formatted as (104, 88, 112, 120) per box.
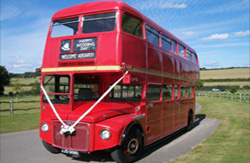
(0, 96, 41, 133)
(174, 96, 250, 163)
(0, 96, 40, 111)
(0, 110, 40, 133)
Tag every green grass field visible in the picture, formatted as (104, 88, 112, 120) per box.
(0, 96, 40, 133)
(11, 77, 40, 85)
(175, 96, 250, 163)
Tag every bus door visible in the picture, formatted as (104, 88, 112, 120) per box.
(145, 84, 162, 144)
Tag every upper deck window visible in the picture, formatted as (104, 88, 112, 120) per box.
(146, 25, 159, 46)
(161, 35, 171, 51)
(192, 53, 198, 64)
(187, 50, 192, 62)
(172, 41, 177, 54)
(82, 12, 116, 34)
(178, 44, 185, 58)
(122, 13, 143, 38)
(51, 17, 79, 38)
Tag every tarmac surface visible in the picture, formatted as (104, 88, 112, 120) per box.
(0, 104, 221, 163)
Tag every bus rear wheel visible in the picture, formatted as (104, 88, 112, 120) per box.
(42, 140, 60, 154)
(111, 128, 143, 163)
(186, 111, 194, 131)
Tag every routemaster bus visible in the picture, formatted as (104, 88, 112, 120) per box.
(39, 1, 199, 163)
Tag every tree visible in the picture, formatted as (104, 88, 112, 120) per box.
(0, 66, 10, 95)
(230, 86, 237, 94)
(12, 80, 22, 101)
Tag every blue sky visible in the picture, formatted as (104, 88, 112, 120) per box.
(1, 0, 249, 73)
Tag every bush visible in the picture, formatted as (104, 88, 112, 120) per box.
(230, 86, 237, 94)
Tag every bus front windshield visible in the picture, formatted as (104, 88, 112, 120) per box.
(43, 75, 70, 104)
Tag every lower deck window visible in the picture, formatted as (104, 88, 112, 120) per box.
(180, 86, 193, 99)
(147, 84, 161, 101)
(110, 84, 142, 101)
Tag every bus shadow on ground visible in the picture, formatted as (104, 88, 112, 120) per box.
(71, 114, 206, 162)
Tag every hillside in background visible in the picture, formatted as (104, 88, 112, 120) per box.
(200, 68, 249, 79)
(200, 67, 250, 88)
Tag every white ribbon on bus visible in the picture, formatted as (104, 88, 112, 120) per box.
(41, 71, 129, 135)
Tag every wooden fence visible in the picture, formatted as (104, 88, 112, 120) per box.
(0, 101, 40, 116)
(196, 91, 250, 103)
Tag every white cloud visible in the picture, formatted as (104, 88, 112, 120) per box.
(202, 33, 229, 40)
(182, 31, 195, 38)
(233, 30, 250, 37)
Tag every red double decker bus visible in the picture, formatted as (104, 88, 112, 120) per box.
(40, 1, 199, 162)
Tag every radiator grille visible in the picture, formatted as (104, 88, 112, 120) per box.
(53, 121, 90, 151)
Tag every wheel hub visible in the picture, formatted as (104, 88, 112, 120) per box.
(127, 138, 139, 155)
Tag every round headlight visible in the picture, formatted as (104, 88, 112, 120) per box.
(41, 123, 49, 132)
(100, 129, 111, 140)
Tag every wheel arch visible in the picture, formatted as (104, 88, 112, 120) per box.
(121, 120, 145, 146)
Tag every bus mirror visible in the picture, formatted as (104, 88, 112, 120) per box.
(36, 68, 41, 72)
(125, 65, 133, 70)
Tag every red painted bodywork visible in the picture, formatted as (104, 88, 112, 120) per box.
(40, 1, 199, 152)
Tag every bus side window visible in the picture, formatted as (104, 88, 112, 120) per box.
(187, 50, 192, 62)
(146, 25, 159, 46)
(147, 84, 161, 102)
(178, 44, 185, 58)
(192, 53, 198, 64)
(122, 13, 143, 38)
(174, 86, 178, 99)
(172, 41, 177, 54)
(161, 35, 171, 51)
(180, 86, 191, 99)
(163, 85, 172, 100)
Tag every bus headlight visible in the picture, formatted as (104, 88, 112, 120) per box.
(100, 129, 111, 140)
(41, 123, 49, 132)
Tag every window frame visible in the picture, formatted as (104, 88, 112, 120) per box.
(146, 83, 162, 102)
(145, 24, 160, 46)
(51, 17, 80, 38)
(162, 84, 174, 101)
(82, 12, 117, 34)
(109, 84, 142, 101)
(121, 13, 143, 39)
(178, 44, 186, 59)
(161, 34, 172, 52)
(172, 41, 177, 54)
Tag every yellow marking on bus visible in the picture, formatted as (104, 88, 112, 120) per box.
(41, 66, 121, 72)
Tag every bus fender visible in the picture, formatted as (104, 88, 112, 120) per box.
(121, 120, 145, 146)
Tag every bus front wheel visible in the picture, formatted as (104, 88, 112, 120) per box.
(42, 140, 60, 154)
(111, 127, 143, 163)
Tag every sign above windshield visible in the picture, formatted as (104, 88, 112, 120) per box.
(73, 38, 97, 51)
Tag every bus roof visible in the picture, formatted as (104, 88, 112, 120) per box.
(52, 1, 196, 54)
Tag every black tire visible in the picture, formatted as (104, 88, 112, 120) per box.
(111, 128, 143, 163)
(186, 111, 194, 131)
(42, 140, 60, 154)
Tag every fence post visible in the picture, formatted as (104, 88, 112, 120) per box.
(240, 94, 242, 103)
(10, 100, 13, 116)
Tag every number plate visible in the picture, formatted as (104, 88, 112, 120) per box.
(61, 149, 79, 156)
